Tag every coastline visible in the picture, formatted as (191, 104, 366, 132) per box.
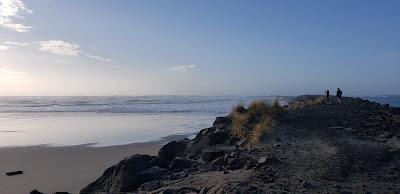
(0, 134, 189, 194)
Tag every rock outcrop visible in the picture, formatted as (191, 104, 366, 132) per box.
(80, 155, 168, 193)
(81, 96, 400, 194)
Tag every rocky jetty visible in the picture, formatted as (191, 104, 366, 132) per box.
(79, 96, 400, 194)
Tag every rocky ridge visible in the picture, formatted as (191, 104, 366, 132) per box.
(77, 96, 400, 194)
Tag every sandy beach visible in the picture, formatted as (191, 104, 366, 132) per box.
(0, 135, 186, 194)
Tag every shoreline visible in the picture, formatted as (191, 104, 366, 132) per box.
(0, 134, 189, 194)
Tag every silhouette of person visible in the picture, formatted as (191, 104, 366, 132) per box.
(336, 88, 343, 104)
(325, 89, 330, 100)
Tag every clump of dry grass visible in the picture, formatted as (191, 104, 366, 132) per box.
(230, 100, 283, 145)
(288, 95, 326, 109)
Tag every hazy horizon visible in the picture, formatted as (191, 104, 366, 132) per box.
(1, 0, 399, 96)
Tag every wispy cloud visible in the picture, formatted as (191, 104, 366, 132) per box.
(0, 45, 9, 51)
(109, 65, 122, 68)
(53, 59, 71, 64)
(84, 54, 115, 63)
(0, 0, 33, 32)
(38, 40, 119, 68)
(168, 64, 196, 72)
(38, 40, 81, 56)
(0, 68, 26, 75)
(4, 41, 29, 46)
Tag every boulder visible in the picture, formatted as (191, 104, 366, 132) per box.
(226, 157, 247, 170)
(213, 116, 232, 129)
(186, 127, 230, 155)
(301, 180, 312, 188)
(236, 139, 246, 147)
(80, 155, 168, 194)
(201, 149, 225, 162)
(387, 136, 400, 151)
(138, 180, 163, 192)
(170, 157, 200, 170)
(258, 156, 267, 164)
(208, 156, 225, 171)
(158, 140, 188, 161)
(138, 166, 167, 182)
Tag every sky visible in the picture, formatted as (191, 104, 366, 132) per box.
(0, 0, 399, 96)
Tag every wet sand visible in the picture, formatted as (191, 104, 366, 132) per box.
(0, 135, 186, 194)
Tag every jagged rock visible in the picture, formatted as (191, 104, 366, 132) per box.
(208, 156, 225, 171)
(236, 139, 246, 147)
(138, 166, 167, 182)
(301, 180, 311, 188)
(226, 157, 247, 170)
(201, 149, 225, 162)
(170, 157, 200, 169)
(213, 116, 232, 129)
(387, 136, 400, 151)
(258, 156, 267, 164)
(137, 180, 162, 192)
(186, 127, 230, 155)
(80, 155, 167, 194)
(158, 140, 188, 161)
(379, 132, 394, 138)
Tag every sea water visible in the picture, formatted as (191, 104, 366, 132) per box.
(0, 96, 288, 147)
(0, 95, 398, 147)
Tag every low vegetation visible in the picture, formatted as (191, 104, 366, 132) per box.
(288, 95, 326, 109)
(230, 100, 284, 145)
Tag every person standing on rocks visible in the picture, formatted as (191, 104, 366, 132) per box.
(336, 88, 342, 104)
(325, 89, 330, 101)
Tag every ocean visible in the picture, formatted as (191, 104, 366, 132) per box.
(0, 95, 398, 147)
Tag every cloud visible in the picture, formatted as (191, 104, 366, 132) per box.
(84, 54, 115, 63)
(0, 0, 33, 32)
(169, 64, 196, 72)
(0, 68, 26, 75)
(109, 65, 122, 68)
(0, 45, 9, 51)
(53, 59, 71, 64)
(38, 40, 81, 56)
(4, 41, 29, 46)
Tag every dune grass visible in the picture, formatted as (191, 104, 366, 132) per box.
(230, 100, 283, 145)
(288, 95, 326, 109)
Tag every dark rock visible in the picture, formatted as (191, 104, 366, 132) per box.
(208, 156, 225, 171)
(213, 116, 232, 129)
(170, 157, 200, 170)
(199, 186, 211, 194)
(227, 157, 247, 170)
(201, 149, 225, 162)
(80, 155, 167, 194)
(379, 132, 394, 138)
(138, 166, 167, 182)
(138, 180, 162, 192)
(236, 139, 246, 147)
(54, 192, 71, 194)
(301, 180, 311, 188)
(158, 140, 188, 161)
(186, 127, 230, 155)
(258, 156, 267, 164)
(29, 190, 44, 194)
